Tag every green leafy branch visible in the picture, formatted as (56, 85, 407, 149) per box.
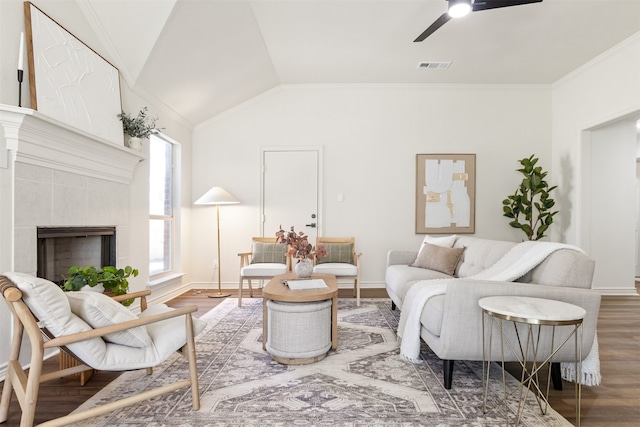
(502, 154, 558, 241)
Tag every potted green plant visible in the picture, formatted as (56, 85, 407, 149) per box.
(502, 154, 558, 241)
(62, 265, 139, 306)
(117, 107, 160, 150)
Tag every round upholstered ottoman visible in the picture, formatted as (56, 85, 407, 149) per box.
(265, 299, 332, 364)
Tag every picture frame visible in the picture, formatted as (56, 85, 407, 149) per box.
(416, 153, 476, 234)
(24, 2, 124, 146)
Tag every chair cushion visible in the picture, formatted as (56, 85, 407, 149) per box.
(6, 272, 80, 335)
(316, 243, 354, 264)
(251, 242, 287, 264)
(411, 242, 465, 275)
(241, 263, 288, 277)
(66, 291, 152, 348)
(313, 263, 357, 276)
(141, 304, 207, 362)
(4, 272, 108, 366)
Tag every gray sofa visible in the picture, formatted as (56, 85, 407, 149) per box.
(386, 236, 601, 389)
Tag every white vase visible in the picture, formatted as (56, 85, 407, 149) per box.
(127, 136, 143, 151)
(294, 259, 313, 278)
(80, 283, 105, 293)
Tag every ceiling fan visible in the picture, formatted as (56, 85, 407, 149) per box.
(414, 0, 543, 42)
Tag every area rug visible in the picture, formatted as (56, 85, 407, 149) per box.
(72, 298, 571, 426)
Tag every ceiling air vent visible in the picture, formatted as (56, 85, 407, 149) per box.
(417, 61, 451, 70)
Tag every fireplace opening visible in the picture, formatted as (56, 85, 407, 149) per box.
(37, 226, 116, 285)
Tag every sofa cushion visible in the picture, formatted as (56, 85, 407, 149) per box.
(453, 237, 516, 277)
(420, 234, 457, 250)
(66, 291, 152, 348)
(412, 243, 465, 275)
(251, 242, 287, 264)
(385, 267, 451, 309)
(316, 243, 354, 264)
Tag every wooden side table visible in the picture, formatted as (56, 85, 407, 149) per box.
(479, 296, 585, 427)
(262, 273, 338, 364)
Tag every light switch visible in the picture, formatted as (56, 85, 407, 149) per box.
(337, 193, 344, 202)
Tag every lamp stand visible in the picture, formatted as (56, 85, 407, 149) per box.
(208, 203, 231, 298)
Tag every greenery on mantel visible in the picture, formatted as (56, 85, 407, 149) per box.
(62, 265, 139, 306)
(502, 154, 558, 241)
(117, 107, 161, 138)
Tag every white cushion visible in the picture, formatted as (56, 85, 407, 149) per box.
(66, 291, 152, 348)
(4, 272, 108, 366)
(313, 263, 357, 276)
(419, 234, 457, 252)
(141, 304, 207, 360)
(6, 272, 81, 335)
(241, 263, 287, 277)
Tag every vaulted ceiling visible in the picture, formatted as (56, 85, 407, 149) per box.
(72, 0, 640, 127)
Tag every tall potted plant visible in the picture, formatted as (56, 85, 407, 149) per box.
(117, 107, 160, 151)
(502, 154, 558, 241)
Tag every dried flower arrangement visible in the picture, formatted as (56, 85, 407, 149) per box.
(276, 225, 328, 260)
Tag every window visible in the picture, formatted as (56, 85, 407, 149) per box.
(149, 133, 179, 277)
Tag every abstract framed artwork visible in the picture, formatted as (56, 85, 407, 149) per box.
(24, 2, 124, 145)
(416, 154, 476, 234)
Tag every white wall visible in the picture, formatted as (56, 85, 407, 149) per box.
(552, 32, 640, 294)
(191, 84, 552, 289)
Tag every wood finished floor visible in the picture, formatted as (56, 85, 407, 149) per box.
(2, 287, 639, 426)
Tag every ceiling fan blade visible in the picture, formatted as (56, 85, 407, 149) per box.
(472, 0, 542, 12)
(414, 13, 452, 42)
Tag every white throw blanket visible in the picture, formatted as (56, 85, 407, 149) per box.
(396, 241, 601, 385)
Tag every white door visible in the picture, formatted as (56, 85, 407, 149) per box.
(262, 148, 321, 241)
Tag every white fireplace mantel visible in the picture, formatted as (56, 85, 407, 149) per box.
(0, 104, 145, 184)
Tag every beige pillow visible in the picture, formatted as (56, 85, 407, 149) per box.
(316, 243, 354, 264)
(250, 242, 287, 264)
(412, 242, 465, 276)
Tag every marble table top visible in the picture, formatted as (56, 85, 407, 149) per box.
(479, 296, 586, 323)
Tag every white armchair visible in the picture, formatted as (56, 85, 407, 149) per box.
(312, 237, 362, 305)
(0, 272, 205, 427)
(238, 237, 290, 306)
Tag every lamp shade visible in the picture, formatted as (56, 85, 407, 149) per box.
(194, 187, 239, 205)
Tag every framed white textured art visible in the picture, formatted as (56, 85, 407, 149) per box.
(416, 154, 476, 234)
(24, 2, 124, 146)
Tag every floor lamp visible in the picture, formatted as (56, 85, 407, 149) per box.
(194, 186, 239, 298)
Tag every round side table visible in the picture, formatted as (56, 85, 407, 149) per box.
(479, 296, 585, 427)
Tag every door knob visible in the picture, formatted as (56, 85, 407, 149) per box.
(305, 223, 317, 228)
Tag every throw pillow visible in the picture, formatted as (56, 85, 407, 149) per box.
(412, 242, 466, 276)
(316, 242, 354, 264)
(250, 242, 287, 264)
(66, 291, 152, 348)
(418, 234, 457, 253)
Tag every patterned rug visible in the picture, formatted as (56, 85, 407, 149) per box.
(72, 298, 571, 426)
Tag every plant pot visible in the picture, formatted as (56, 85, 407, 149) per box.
(80, 283, 105, 293)
(127, 136, 143, 151)
(294, 259, 313, 278)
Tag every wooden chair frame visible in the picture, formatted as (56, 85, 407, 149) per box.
(237, 237, 291, 306)
(314, 237, 362, 305)
(0, 276, 200, 427)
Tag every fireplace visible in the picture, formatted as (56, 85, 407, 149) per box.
(37, 226, 116, 285)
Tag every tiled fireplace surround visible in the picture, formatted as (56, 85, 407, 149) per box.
(0, 105, 143, 376)
(1, 105, 143, 274)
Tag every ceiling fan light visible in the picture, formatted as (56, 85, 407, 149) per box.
(448, 0, 472, 18)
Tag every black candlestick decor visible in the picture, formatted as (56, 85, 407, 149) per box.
(17, 69, 24, 107)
